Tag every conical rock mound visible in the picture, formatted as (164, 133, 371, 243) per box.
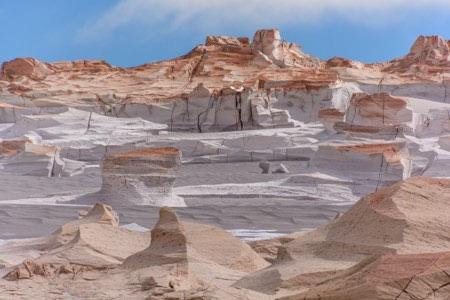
(3, 203, 149, 281)
(122, 207, 270, 298)
(123, 207, 269, 272)
(123, 207, 188, 268)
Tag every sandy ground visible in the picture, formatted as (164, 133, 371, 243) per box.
(0, 162, 349, 239)
(0, 161, 350, 240)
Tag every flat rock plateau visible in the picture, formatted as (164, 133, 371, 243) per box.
(0, 29, 450, 299)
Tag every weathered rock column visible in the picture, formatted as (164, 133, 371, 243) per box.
(99, 147, 184, 206)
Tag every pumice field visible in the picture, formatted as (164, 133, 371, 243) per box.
(1, 28, 450, 299)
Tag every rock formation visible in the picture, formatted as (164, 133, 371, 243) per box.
(96, 147, 184, 206)
(1, 58, 54, 81)
(272, 163, 289, 174)
(0, 138, 84, 177)
(281, 251, 450, 299)
(1, 28, 450, 299)
(318, 108, 345, 133)
(385, 35, 450, 77)
(2, 203, 149, 280)
(318, 92, 412, 138)
(325, 56, 363, 69)
(235, 177, 450, 298)
(312, 141, 410, 189)
(205, 35, 250, 48)
(0, 206, 269, 299)
(251, 29, 320, 68)
(259, 161, 271, 174)
(124, 207, 268, 272)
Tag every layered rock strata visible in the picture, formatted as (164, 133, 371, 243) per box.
(0, 138, 84, 177)
(98, 147, 184, 206)
(2, 203, 149, 280)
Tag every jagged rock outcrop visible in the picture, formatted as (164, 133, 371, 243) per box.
(97, 147, 184, 206)
(0, 58, 116, 83)
(251, 29, 320, 68)
(325, 56, 363, 69)
(345, 93, 411, 126)
(385, 35, 450, 76)
(50, 59, 115, 73)
(1, 58, 54, 81)
(407, 35, 450, 64)
(0, 29, 337, 115)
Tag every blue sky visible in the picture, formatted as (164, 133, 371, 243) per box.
(1, 0, 450, 67)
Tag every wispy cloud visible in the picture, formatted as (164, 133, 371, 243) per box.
(78, 0, 450, 40)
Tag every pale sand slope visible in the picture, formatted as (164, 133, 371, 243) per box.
(235, 177, 450, 299)
(0, 205, 270, 299)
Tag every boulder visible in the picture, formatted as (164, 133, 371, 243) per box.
(325, 57, 362, 69)
(259, 161, 271, 174)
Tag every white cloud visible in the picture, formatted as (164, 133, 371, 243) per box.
(78, 0, 450, 40)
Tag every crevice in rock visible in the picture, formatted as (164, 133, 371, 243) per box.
(85, 111, 93, 134)
(394, 275, 415, 300)
(235, 92, 243, 130)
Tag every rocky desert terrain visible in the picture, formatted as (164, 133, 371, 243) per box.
(0, 29, 450, 299)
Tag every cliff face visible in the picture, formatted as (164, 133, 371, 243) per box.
(0, 29, 448, 203)
(0, 29, 334, 105)
(1, 30, 448, 134)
